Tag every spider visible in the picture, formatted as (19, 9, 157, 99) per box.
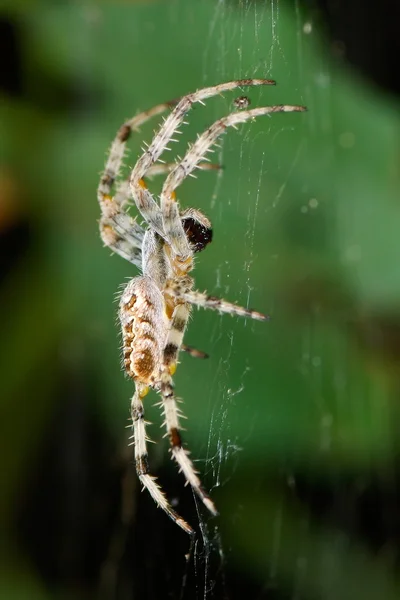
(97, 78, 306, 535)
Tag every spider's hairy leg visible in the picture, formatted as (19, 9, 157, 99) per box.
(160, 304, 215, 514)
(163, 305, 209, 361)
(97, 99, 178, 211)
(163, 303, 191, 375)
(130, 79, 276, 233)
(100, 181, 144, 266)
(145, 161, 222, 179)
(131, 79, 275, 182)
(159, 368, 218, 517)
(167, 281, 269, 322)
(131, 383, 194, 536)
(100, 219, 142, 267)
(160, 103, 306, 257)
(164, 103, 307, 194)
(181, 345, 209, 359)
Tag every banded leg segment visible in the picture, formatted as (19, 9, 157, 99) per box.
(145, 161, 222, 179)
(159, 370, 218, 516)
(181, 345, 209, 359)
(131, 384, 194, 535)
(167, 282, 269, 321)
(163, 303, 191, 374)
(161, 104, 307, 257)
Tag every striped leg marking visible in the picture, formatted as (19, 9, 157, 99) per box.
(145, 161, 222, 179)
(181, 344, 209, 359)
(163, 303, 191, 374)
(167, 284, 269, 322)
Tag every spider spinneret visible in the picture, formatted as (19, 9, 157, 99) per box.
(97, 78, 306, 535)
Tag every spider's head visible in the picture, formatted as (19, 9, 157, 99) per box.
(181, 208, 213, 253)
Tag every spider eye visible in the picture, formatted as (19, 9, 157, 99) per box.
(182, 217, 213, 253)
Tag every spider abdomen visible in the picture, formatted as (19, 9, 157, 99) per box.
(119, 277, 167, 385)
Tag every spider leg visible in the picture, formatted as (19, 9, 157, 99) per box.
(100, 221, 142, 267)
(100, 181, 144, 267)
(167, 282, 269, 322)
(161, 103, 306, 258)
(159, 368, 218, 517)
(132, 79, 275, 182)
(145, 161, 222, 179)
(131, 383, 194, 536)
(160, 303, 215, 515)
(98, 99, 178, 212)
(130, 79, 276, 235)
(181, 345, 209, 359)
(163, 303, 191, 373)
(160, 296, 213, 511)
(163, 302, 209, 363)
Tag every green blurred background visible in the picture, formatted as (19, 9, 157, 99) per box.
(1, 1, 400, 599)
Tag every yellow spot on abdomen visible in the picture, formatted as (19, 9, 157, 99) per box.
(169, 363, 177, 376)
(139, 386, 149, 399)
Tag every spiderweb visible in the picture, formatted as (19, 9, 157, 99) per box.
(159, 1, 312, 598)
(97, 0, 314, 597)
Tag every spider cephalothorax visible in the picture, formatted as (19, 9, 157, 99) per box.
(97, 78, 305, 534)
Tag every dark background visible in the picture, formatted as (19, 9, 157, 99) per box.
(1, 1, 400, 598)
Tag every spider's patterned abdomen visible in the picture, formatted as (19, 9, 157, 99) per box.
(119, 277, 167, 385)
